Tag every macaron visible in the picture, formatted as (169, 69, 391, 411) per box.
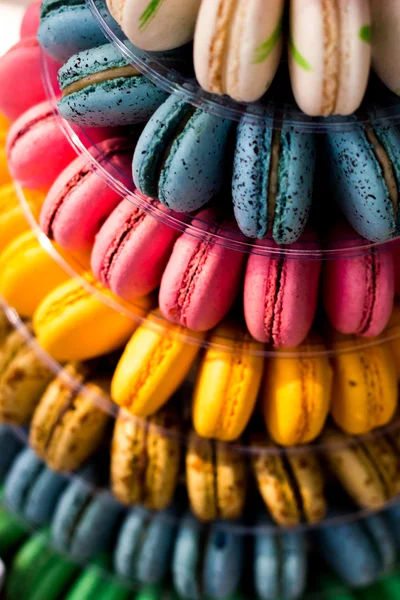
(111, 309, 204, 418)
(329, 335, 397, 435)
(58, 43, 168, 127)
(108, 0, 201, 51)
(51, 471, 123, 562)
(0, 328, 54, 425)
(30, 363, 111, 473)
(159, 209, 246, 332)
(289, 0, 372, 116)
(0, 146, 11, 187)
(232, 120, 316, 242)
(114, 505, 177, 584)
(186, 432, 247, 522)
(92, 198, 181, 301)
(0, 37, 60, 122)
(111, 406, 181, 509)
(0, 231, 69, 318)
(0, 425, 23, 480)
(39, 0, 123, 62)
(254, 514, 308, 600)
(371, 0, 400, 95)
(4, 447, 66, 527)
(65, 557, 132, 600)
(194, 0, 284, 103)
(251, 434, 327, 527)
(192, 323, 264, 442)
(325, 125, 400, 243)
(172, 511, 244, 600)
(324, 223, 395, 337)
(262, 337, 333, 446)
(40, 138, 136, 252)
(132, 94, 233, 213)
(6, 100, 114, 191)
(386, 301, 400, 376)
(320, 426, 400, 509)
(244, 235, 322, 347)
(0, 184, 44, 253)
(314, 510, 396, 587)
(0, 506, 28, 559)
(20, 1, 41, 38)
(33, 274, 149, 362)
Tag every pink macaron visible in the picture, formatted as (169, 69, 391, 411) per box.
(20, 1, 41, 39)
(393, 245, 400, 297)
(40, 138, 135, 252)
(323, 222, 394, 337)
(0, 37, 60, 122)
(159, 209, 246, 331)
(6, 100, 115, 190)
(92, 198, 182, 301)
(244, 232, 321, 348)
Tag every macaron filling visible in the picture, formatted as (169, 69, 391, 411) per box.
(266, 130, 281, 232)
(263, 256, 285, 344)
(61, 65, 141, 97)
(322, 0, 340, 115)
(207, 0, 237, 94)
(364, 129, 398, 218)
(358, 251, 378, 335)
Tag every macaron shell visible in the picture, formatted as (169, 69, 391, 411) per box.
(111, 0, 201, 51)
(192, 325, 264, 441)
(24, 467, 67, 527)
(0, 425, 23, 479)
(92, 199, 181, 301)
(365, 515, 396, 574)
(159, 210, 246, 331)
(111, 310, 204, 417)
(0, 147, 11, 186)
(324, 223, 395, 337)
(371, 0, 400, 94)
(0, 38, 60, 122)
(4, 448, 43, 515)
(203, 522, 244, 599)
(330, 339, 397, 435)
(135, 507, 178, 584)
(172, 512, 203, 600)
(0, 185, 44, 253)
(20, 1, 41, 38)
(244, 237, 321, 347)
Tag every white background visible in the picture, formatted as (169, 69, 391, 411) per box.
(0, 0, 31, 56)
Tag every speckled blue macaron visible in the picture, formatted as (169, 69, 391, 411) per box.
(51, 472, 123, 561)
(314, 510, 396, 588)
(38, 0, 123, 63)
(0, 425, 22, 480)
(133, 94, 233, 212)
(114, 505, 177, 585)
(232, 120, 316, 243)
(4, 447, 66, 527)
(172, 511, 244, 600)
(326, 126, 400, 242)
(254, 515, 307, 600)
(58, 42, 168, 127)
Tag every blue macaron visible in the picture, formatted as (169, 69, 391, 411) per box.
(114, 505, 177, 585)
(254, 514, 307, 600)
(325, 126, 400, 242)
(38, 0, 123, 63)
(172, 511, 244, 600)
(133, 94, 233, 212)
(51, 468, 123, 562)
(58, 42, 168, 127)
(314, 509, 396, 588)
(0, 425, 23, 480)
(4, 447, 66, 527)
(232, 119, 316, 243)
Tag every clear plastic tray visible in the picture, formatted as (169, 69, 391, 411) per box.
(87, 0, 400, 132)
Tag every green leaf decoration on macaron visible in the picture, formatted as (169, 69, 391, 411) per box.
(139, 0, 165, 30)
(252, 18, 283, 64)
(289, 35, 312, 71)
(359, 25, 372, 43)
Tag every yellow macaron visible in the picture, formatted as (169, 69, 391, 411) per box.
(386, 302, 400, 378)
(34, 273, 151, 362)
(0, 184, 45, 253)
(192, 323, 264, 442)
(0, 230, 69, 317)
(330, 334, 397, 435)
(0, 147, 10, 187)
(0, 113, 9, 141)
(262, 336, 333, 446)
(111, 310, 205, 418)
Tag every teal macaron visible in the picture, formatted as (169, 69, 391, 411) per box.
(51, 468, 123, 562)
(232, 118, 316, 243)
(172, 511, 244, 600)
(114, 505, 177, 585)
(4, 447, 66, 527)
(58, 42, 168, 126)
(254, 514, 307, 600)
(0, 424, 23, 480)
(132, 94, 233, 212)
